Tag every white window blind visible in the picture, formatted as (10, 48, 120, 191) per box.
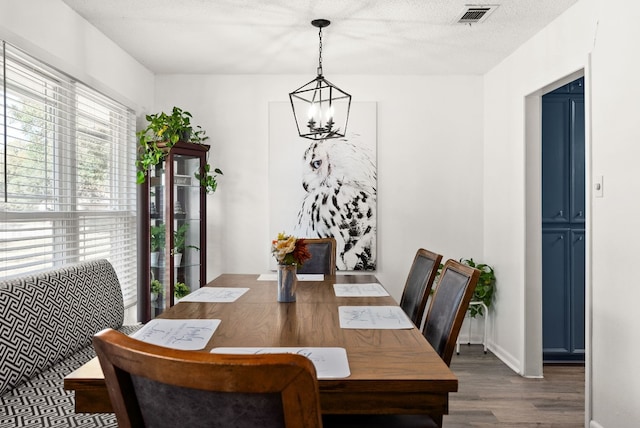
(0, 41, 138, 308)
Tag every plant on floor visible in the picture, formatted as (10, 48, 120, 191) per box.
(459, 258, 495, 317)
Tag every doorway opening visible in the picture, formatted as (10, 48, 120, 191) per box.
(523, 69, 586, 377)
(541, 77, 585, 364)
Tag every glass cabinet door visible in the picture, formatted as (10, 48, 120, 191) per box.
(149, 163, 166, 318)
(170, 154, 203, 305)
(140, 141, 208, 322)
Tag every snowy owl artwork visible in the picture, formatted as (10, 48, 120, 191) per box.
(269, 101, 377, 271)
(294, 136, 377, 270)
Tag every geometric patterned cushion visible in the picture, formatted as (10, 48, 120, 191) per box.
(0, 259, 125, 396)
(0, 325, 141, 428)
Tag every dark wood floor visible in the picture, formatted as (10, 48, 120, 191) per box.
(444, 345, 585, 427)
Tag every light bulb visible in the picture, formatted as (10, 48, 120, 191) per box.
(326, 105, 335, 122)
(307, 103, 317, 119)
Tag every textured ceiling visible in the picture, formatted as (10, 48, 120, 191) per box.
(61, 0, 579, 75)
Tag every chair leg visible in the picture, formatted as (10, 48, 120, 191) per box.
(481, 302, 488, 354)
(432, 413, 443, 427)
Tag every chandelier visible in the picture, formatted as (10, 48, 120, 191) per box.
(289, 19, 351, 140)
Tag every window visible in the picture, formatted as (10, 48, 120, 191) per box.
(0, 42, 138, 308)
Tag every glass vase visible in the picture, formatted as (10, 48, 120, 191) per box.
(277, 264, 298, 302)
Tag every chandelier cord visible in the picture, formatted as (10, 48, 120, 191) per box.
(317, 26, 323, 76)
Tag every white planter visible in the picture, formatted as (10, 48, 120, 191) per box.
(174, 253, 183, 267)
(150, 252, 160, 266)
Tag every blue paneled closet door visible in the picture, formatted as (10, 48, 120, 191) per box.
(541, 77, 585, 363)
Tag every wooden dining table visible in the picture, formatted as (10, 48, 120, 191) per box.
(64, 273, 457, 422)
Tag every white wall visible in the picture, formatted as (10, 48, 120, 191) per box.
(0, 0, 154, 112)
(484, 0, 640, 426)
(484, 0, 598, 375)
(589, 1, 640, 426)
(154, 74, 484, 301)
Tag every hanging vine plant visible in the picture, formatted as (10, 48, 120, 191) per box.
(135, 106, 222, 193)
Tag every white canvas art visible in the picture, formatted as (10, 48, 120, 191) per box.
(269, 101, 377, 271)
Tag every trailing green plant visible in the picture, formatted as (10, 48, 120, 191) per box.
(150, 223, 165, 252)
(195, 162, 223, 194)
(135, 106, 222, 187)
(136, 106, 197, 184)
(174, 282, 190, 298)
(433, 258, 496, 318)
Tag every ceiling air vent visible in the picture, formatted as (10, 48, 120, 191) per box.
(457, 5, 498, 24)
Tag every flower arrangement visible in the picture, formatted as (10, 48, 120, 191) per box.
(271, 232, 311, 267)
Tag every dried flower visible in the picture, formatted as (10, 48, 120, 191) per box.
(271, 232, 311, 267)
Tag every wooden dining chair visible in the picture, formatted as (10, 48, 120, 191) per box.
(422, 258, 481, 366)
(297, 237, 337, 275)
(93, 328, 323, 428)
(322, 259, 480, 428)
(398, 248, 443, 327)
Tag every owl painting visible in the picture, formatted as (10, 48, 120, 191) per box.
(294, 135, 377, 270)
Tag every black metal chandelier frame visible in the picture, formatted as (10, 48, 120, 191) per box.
(289, 19, 351, 140)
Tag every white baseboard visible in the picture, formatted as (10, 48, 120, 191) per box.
(484, 340, 535, 377)
(590, 420, 604, 428)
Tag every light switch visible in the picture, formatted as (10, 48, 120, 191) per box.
(594, 175, 603, 198)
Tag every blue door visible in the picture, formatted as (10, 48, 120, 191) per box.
(542, 77, 585, 363)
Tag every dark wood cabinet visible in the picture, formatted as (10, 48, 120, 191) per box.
(138, 141, 209, 323)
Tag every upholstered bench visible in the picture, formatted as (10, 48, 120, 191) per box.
(0, 259, 140, 428)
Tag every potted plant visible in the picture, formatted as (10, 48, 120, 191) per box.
(172, 223, 199, 266)
(136, 106, 223, 194)
(150, 223, 165, 265)
(136, 106, 191, 184)
(150, 279, 163, 302)
(459, 258, 495, 318)
(174, 281, 190, 303)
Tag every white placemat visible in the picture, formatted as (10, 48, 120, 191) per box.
(179, 287, 249, 303)
(333, 283, 389, 297)
(257, 273, 325, 281)
(132, 318, 221, 350)
(210, 347, 350, 379)
(338, 306, 414, 329)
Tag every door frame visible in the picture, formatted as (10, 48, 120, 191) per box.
(523, 62, 592, 424)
